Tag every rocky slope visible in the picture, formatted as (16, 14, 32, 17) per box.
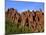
(5, 8, 44, 33)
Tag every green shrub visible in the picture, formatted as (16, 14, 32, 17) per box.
(5, 17, 32, 34)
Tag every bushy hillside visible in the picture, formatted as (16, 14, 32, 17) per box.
(5, 8, 44, 34)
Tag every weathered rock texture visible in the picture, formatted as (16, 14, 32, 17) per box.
(5, 8, 44, 32)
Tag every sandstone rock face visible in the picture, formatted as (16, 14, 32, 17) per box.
(5, 8, 44, 32)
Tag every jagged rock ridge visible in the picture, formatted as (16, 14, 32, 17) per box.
(5, 8, 44, 32)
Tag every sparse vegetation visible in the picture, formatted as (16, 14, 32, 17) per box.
(5, 8, 44, 34)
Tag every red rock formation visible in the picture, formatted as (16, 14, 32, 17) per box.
(5, 8, 44, 32)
